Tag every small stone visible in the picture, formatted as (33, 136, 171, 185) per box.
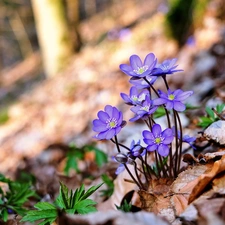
(203, 120, 225, 145)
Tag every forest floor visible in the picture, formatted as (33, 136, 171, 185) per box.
(1, 0, 225, 224)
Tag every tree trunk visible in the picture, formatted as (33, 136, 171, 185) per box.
(31, 0, 74, 77)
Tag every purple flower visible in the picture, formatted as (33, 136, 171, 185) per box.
(129, 75, 158, 89)
(154, 89, 193, 111)
(129, 140, 146, 157)
(120, 86, 149, 105)
(113, 153, 133, 175)
(143, 124, 174, 157)
(152, 58, 183, 76)
(119, 53, 157, 78)
(93, 105, 126, 140)
(183, 135, 196, 149)
(130, 95, 158, 122)
(172, 127, 196, 149)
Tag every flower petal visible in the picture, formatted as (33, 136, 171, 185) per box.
(144, 53, 155, 65)
(119, 64, 133, 74)
(152, 124, 162, 137)
(174, 101, 186, 111)
(104, 105, 113, 117)
(115, 164, 125, 175)
(130, 55, 142, 70)
(153, 98, 167, 106)
(120, 93, 131, 104)
(105, 129, 116, 140)
(147, 144, 157, 152)
(98, 111, 110, 122)
(162, 136, 174, 145)
(165, 101, 174, 110)
(96, 130, 109, 140)
(112, 107, 120, 120)
(130, 86, 138, 96)
(158, 144, 169, 157)
(93, 119, 107, 132)
(175, 90, 193, 101)
(143, 130, 154, 139)
(143, 138, 154, 145)
(114, 126, 122, 136)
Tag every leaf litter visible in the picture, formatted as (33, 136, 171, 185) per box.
(2, 0, 225, 224)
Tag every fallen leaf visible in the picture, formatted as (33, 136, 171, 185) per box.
(189, 155, 225, 203)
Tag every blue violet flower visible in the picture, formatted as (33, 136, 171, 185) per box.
(152, 58, 183, 76)
(143, 124, 174, 157)
(120, 86, 149, 106)
(93, 105, 126, 140)
(130, 95, 158, 122)
(154, 89, 193, 111)
(119, 53, 157, 78)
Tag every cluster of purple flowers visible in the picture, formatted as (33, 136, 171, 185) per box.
(92, 52, 195, 187)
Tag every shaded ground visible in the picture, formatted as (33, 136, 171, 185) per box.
(1, 0, 225, 224)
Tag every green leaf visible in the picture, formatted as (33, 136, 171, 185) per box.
(0, 174, 11, 183)
(198, 116, 214, 128)
(55, 183, 102, 215)
(20, 202, 57, 224)
(80, 183, 103, 200)
(76, 205, 97, 214)
(153, 107, 166, 118)
(100, 174, 114, 197)
(74, 199, 97, 214)
(55, 182, 70, 209)
(34, 202, 56, 210)
(205, 106, 215, 119)
(216, 103, 225, 113)
(185, 103, 199, 110)
(1, 208, 8, 222)
(7, 182, 37, 207)
(115, 200, 132, 212)
(64, 152, 81, 175)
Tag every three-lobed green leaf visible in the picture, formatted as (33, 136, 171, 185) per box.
(21, 182, 103, 224)
(198, 104, 225, 128)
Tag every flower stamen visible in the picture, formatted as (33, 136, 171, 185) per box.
(133, 66, 148, 74)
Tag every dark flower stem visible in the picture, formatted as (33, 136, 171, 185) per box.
(173, 110, 179, 176)
(139, 156, 151, 181)
(154, 151, 161, 178)
(175, 111, 183, 174)
(162, 75, 169, 90)
(133, 161, 146, 189)
(111, 138, 130, 151)
(161, 75, 174, 177)
(124, 164, 142, 189)
(158, 154, 169, 177)
(144, 77, 159, 97)
(141, 154, 158, 178)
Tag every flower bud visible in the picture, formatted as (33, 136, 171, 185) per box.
(114, 153, 128, 163)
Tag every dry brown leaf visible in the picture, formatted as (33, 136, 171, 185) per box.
(179, 189, 225, 225)
(212, 173, 225, 194)
(170, 164, 210, 215)
(189, 155, 225, 203)
(138, 178, 176, 223)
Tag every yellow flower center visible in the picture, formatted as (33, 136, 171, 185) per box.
(168, 94, 175, 100)
(155, 137, 161, 144)
(140, 105, 150, 112)
(131, 95, 138, 101)
(107, 118, 117, 129)
(134, 66, 148, 74)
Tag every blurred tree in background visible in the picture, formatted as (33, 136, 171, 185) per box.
(165, 0, 208, 47)
(166, 0, 196, 47)
(31, 0, 75, 77)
